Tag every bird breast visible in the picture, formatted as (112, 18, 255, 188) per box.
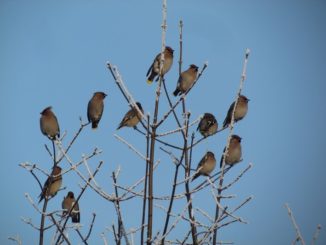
(161, 56, 173, 74)
(48, 178, 62, 197)
(200, 158, 216, 175)
(180, 72, 196, 90)
(235, 102, 248, 120)
(125, 115, 140, 127)
(41, 117, 59, 136)
(204, 123, 218, 137)
(225, 146, 241, 165)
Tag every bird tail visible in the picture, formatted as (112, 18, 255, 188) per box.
(117, 124, 123, 130)
(191, 173, 200, 182)
(92, 121, 98, 129)
(146, 64, 153, 77)
(173, 88, 180, 96)
(38, 189, 46, 203)
(147, 71, 157, 84)
(222, 118, 228, 128)
(147, 79, 153, 84)
(38, 193, 44, 203)
(220, 153, 226, 168)
(71, 213, 80, 223)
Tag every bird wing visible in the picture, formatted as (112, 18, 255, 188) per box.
(87, 100, 92, 122)
(146, 63, 153, 76)
(196, 121, 201, 131)
(146, 53, 161, 76)
(122, 109, 136, 123)
(72, 201, 80, 223)
(220, 147, 226, 168)
(39, 177, 51, 202)
(54, 115, 60, 138)
(206, 116, 216, 128)
(223, 102, 235, 127)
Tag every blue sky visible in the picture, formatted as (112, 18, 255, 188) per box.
(1, 0, 326, 244)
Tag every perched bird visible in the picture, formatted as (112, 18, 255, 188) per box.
(146, 46, 174, 84)
(62, 191, 80, 223)
(223, 95, 249, 128)
(197, 113, 218, 137)
(220, 135, 242, 168)
(40, 106, 60, 140)
(192, 151, 216, 181)
(173, 64, 198, 96)
(87, 92, 107, 129)
(117, 102, 144, 130)
(39, 166, 62, 203)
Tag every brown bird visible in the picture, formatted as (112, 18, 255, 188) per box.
(197, 113, 218, 137)
(146, 46, 174, 84)
(223, 95, 249, 128)
(192, 151, 216, 181)
(87, 92, 107, 129)
(40, 106, 60, 140)
(39, 166, 62, 203)
(117, 102, 144, 130)
(62, 191, 80, 223)
(173, 64, 198, 96)
(220, 135, 242, 168)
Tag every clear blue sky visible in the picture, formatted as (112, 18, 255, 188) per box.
(1, 0, 326, 244)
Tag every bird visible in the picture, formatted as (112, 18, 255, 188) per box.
(39, 166, 62, 203)
(197, 113, 218, 137)
(40, 106, 60, 140)
(192, 151, 216, 181)
(173, 64, 198, 96)
(223, 95, 249, 128)
(87, 92, 107, 129)
(220, 135, 242, 168)
(62, 191, 80, 223)
(117, 102, 144, 130)
(146, 46, 174, 84)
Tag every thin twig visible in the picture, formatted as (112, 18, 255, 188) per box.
(161, 149, 185, 244)
(178, 20, 183, 75)
(221, 163, 253, 191)
(141, 115, 150, 245)
(147, 1, 167, 243)
(183, 106, 197, 244)
(106, 63, 147, 130)
(74, 214, 96, 245)
(156, 63, 208, 129)
(49, 214, 71, 245)
(8, 235, 22, 245)
(157, 201, 196, 243)
(56, 161, 103, 244)
(22, 164, 44, 191)
(219, 196, 253, 223)
(39, 197, 49, 245)
(156, 115, 201, 137)
(213, 49, 250, 245)
(112, 171, 130, 245)
(285, 203, 306, 245)
(311, 224, 322, 245)
(76, 229, 87, 245)
(101, 232, 109, 245)
(188, 126, 227, 150)
(114, 134, 148, 161)
(57, 120, 90, 164)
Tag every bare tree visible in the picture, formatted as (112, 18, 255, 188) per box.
(285, 203, 322, 245)
(13, 0, 260, 244)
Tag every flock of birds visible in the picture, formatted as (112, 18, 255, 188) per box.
(37, 46, 249, 224)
